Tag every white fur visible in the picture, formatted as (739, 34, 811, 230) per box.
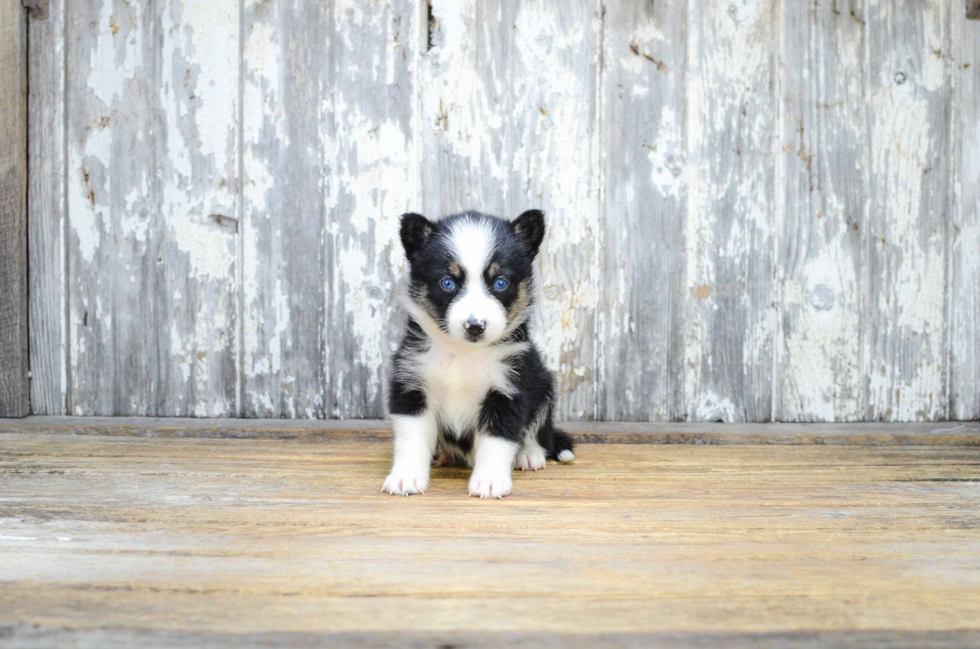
(388, 303, 529, 487)
(386, 216, 560, 498)
(383, 412, 437, 496)
(444, 220, 509, 345)
(515, 446, 547, 471)
(420, 342, 524, 437)
(557, 449, 575, 462)
(516, 408, 548, 471)
(468, 435, 519, 498)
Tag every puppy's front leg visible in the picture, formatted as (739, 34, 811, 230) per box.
(468, 434, 519, 499)
(383, 412, 437, 496)
(468, 390, 521, 499)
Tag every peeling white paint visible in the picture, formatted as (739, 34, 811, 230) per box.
(44, 0, 972, 421)
(87, 0, 144, 107)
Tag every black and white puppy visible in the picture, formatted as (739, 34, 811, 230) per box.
(383, 209, 574, 499)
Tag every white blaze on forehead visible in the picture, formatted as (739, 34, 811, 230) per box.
(444, 218, 508, 344)
(448, 218, 496, 279)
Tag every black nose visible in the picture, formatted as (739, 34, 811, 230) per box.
(464, 317, 487, 336)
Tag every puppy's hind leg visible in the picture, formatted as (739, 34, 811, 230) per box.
(516, 409, 549, 471)
(538, 409, 575, 463)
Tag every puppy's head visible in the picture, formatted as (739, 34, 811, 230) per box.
(400, 210, 545, 346)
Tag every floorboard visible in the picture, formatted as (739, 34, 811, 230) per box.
(1, 427, 979, 646)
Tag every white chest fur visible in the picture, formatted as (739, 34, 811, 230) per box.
(415, 340, 526, 435)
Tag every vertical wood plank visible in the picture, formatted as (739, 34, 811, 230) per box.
(240, 0, 325, 418)
(241, 0, 328, 417)
(242, 1, 417, 418)
(67, 0, 239, 415)
(157, 0, 240, 416)
(66, 0, 152, 415)
(323, 0, 420, 418)
(864, 0, 950, 421)
(950, 15, 980, 419)
(774, 0, 867, 422)
(597, 1, 687, 421)
(422, 0, 600, 419)
(0, 0, 29, 417)
(28, 0, 67, 415)
(684, 0, 778, 422)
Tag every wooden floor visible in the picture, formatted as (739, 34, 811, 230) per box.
(2, 420, 980, 647)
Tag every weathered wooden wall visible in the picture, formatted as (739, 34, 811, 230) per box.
(1, 0, 29, 417)
(25, 0, 980, 422)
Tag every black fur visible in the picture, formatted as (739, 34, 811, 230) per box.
(511, 209, 546, 254)
(406, 210, 539, 330)
(387, 320, 427, 417)
(388, 209, 573, 464)
(399, 212, 435, 261)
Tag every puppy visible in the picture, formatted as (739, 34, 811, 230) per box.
(383, 209, 574, 498)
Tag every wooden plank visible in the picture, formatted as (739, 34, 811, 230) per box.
(240, 0, 329, 418)
(154, 0, 240, 416)
(0, 0, 29, 418)
(66, 0, 239, 416)
(242, 0, 417, 418)
(2, 416, 979, 446)
(597, 0, 687, 421)
(950, 11, 980, 419)
(421, 0, 600, 419)
(28, 0, 67, 415)
(322, 0, 420, 418)
(774, 0, 867, 421)
(4, 629, 980, 649)
(864, 0, 951, 421)
(684, 0, 778, 421)
(1, 435, 979, 638)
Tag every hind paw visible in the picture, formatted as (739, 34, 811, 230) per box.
(515, 449, 547, 471)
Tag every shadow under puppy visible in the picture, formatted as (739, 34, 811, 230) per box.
(384, 209, 574, 498)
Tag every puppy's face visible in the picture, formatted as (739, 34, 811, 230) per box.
(400, 210, 545, 346)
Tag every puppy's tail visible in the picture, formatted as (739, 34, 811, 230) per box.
(550, 426, 575, 463)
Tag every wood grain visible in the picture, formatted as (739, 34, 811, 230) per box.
(22, 0, 980, 423)
(66, 0, 239, 416)
(241, 1, 418, 419)
(421, 0, 601, 419)
(864, 0, 951, 421)
(27, 0, 68, 416)
(684, 0, 778, 422)
(598, 0, 687, 421)
(1, 431, 979, 641)
(969, 0, 980, 20)
(2, 416, 979, 446)
(0, 0, 29, 418)
(950, 12, 980, 419)
(323, 0, 419, 419)
(240, 0, 329, 418)
(3, 629, 980, 649)
(774, 0, 867, 422)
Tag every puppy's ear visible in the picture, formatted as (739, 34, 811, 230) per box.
(399, 212, 435, 259)
(510, 209, 546, 255)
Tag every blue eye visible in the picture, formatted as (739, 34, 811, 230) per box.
(440, 277, 456, 291)
(493, 277, 509, 291)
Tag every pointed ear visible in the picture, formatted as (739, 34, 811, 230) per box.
(510, 209, 546, 255)
(399, 212, 435, 259)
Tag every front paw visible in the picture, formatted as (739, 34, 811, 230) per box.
(382, 469, 429, 496)
(468, 469, 513, 499)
